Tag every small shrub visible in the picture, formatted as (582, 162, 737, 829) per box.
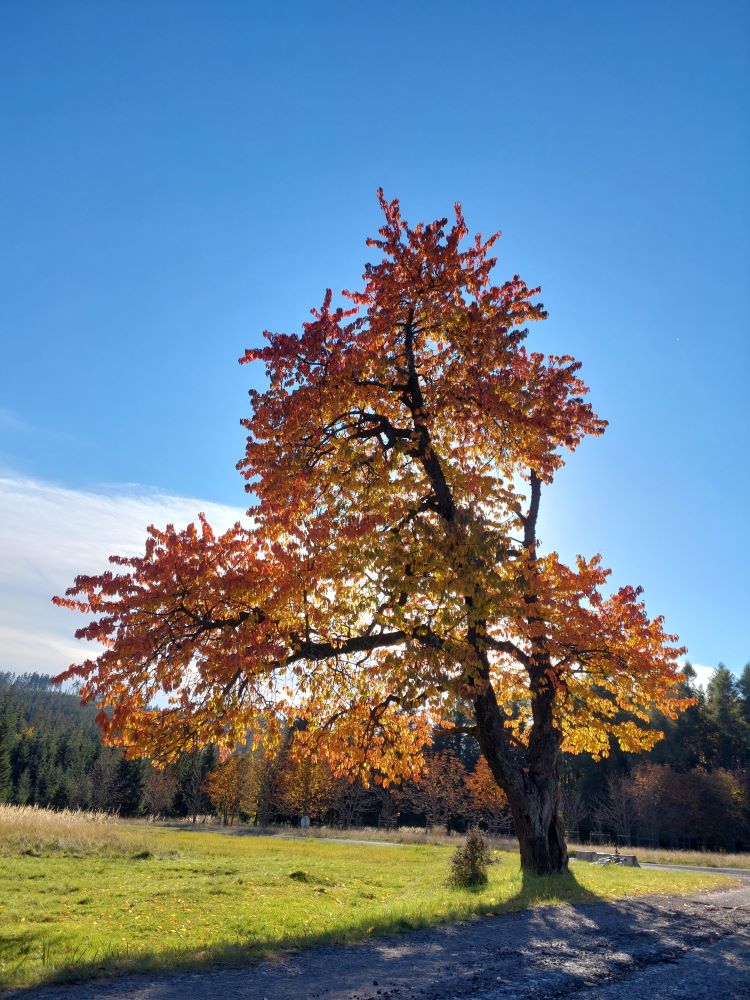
(289, 869, 311, 881)
(448, 828, 493, 888)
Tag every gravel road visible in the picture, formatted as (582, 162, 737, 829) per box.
(12, 882, 750, 1000)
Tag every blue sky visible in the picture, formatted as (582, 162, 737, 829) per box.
(1, 1, 748, 676)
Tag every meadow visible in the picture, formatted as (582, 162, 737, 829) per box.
(210, 821, 750, 870)
(268, 826, 750, 870)
(0, 806, 739, 992)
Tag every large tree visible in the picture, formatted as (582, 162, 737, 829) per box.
(55, 193, 688, 874)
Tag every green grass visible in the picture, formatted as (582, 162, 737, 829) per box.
(0, 813, 737, 992)
(154, 820, 750, 870)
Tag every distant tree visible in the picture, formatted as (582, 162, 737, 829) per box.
(370, 783, 399, 829)
(627, 765, 667, 845)
(704, 666, 746, 769)
(277, 754, 336, 824)
(330, 777, 370, 828)
(398, 751, 468, 832)
(0, 696, 14, 803)
(205, 755, 247, 825)
(629, 763, 746, 850)
(14, 768, 31, 805)
(738, 663, 750, 730)
(647, 663, 709, 771)
(176, 748, 215, 824)
(0, 744, 12, 804)
(89, 749, 120, 812)
(560, 780, 586, 842)
(465, 756, 510, 834)
(592, 774, 635, 845)
(31, 730, 59, 806)
(144, 766, 178, 818)
(253, 752, 284, 826)
(113, 756, 147, 816)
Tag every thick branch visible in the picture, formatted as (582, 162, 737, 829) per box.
(483, 634, 530, 666)
(288, 629, 407, 664)
(521, 470, 542, 549)
(401, 308, 457, 522)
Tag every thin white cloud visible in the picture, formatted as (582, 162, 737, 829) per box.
(0, 475, 248, 677)
(0, 407, 30, 433)
(2, 475, 728, 692)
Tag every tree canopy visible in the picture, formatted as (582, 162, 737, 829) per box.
(55, 192, 689, 872)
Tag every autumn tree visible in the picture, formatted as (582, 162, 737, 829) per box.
(397, 751, 468, 831)
(143, 765, 177, 818)
(205, 753, 259, 826)
(329, 776, 371, 828)
(628, 764, 746, 850)
(465, 756, 510, 834)
(277, 753, 336, 824)
(55, 192, 688, 874)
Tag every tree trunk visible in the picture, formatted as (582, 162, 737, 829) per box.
(507, 773, 568, 874)
(473, 668, 569, 875)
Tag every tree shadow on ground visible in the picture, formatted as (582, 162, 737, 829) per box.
(7, 864, 735, 997)
(4, 866, 607, 992)
(500, 864, 604, 912)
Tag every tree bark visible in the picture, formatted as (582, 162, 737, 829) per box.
(506, 768, 568, 874)
(484, 469, 568, 875)
(473, 666, 569, 875)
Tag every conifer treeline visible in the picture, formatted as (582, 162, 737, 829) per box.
(1, 664, 749, 850)
(0, 673, 217, 819)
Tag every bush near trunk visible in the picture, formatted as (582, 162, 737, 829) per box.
(449, 828, 493, 887)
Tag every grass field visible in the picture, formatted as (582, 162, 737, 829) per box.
(185, 821, 750, 870)
(0, 806, 738, 992)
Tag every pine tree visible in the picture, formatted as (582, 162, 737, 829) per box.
(15, 768, 31, 805)
(0, 696, 15, 802)
(738, 663, 750, 726)
(113, 756, 147, 816)
(705, 665, 745, 769)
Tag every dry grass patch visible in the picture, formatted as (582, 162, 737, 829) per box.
(589, 844, 750, 869)
(0, 804, 171, 859)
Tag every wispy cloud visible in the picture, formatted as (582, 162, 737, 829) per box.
(2, 475, 728, 690)
(0, 475, 248, 677)
(0, 407, 31, 433)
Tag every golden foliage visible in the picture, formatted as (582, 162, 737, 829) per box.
(54, 192, 687, 792)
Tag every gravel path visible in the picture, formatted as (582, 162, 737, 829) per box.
(12, 883, 750, 1000)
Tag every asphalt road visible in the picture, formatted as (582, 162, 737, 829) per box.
(640, 862, 750, 878)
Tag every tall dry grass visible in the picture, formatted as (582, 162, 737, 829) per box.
(9, 807, 746, 868)
(571, 842, 750, 870)
(0, 804, 163, 858)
